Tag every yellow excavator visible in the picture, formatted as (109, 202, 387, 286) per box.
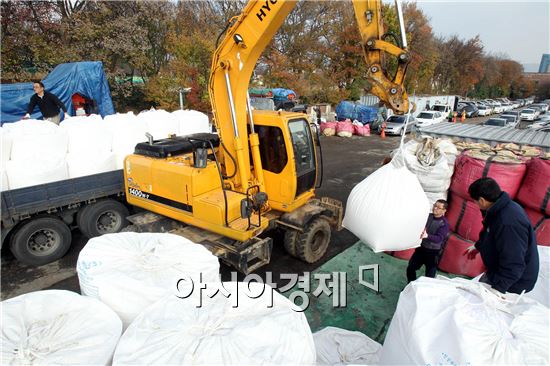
(123, 0, 411, 273)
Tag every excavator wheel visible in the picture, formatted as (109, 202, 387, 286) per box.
(283, 230, 298, 257)
(284, 218, 331, 263)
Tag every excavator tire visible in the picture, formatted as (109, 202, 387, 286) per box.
(283, 230, 299, 257)
(291, 218, 331, 263)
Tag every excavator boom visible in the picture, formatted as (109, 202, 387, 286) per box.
(210, 0, 411, 192)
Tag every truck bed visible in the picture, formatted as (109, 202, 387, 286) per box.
(1, 170, 124, 222)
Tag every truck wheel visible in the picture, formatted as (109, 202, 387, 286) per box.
(79, 200, 129, 238)
(294, 218, 331, 263)
(10, 217, 72, 266)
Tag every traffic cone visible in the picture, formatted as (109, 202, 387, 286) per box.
(381, 126, 386, 139)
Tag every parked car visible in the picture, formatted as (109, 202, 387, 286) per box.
(378, 114, 416, 135)
(501, 110, 520, 119)
(484, 118, 508, 127)
(457, 104, 479, 118)
(527, 118, 550, 130)
(499, 114, 518, 128)
(520, 109, 538, 121)
(476, 105, 492, 116)
(531, 103, 548, 114)
(415, 111, 446, 127)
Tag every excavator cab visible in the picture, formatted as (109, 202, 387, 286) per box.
(251, 111, 317, 211)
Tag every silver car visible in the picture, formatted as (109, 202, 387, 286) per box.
(379, 115, 416, 135)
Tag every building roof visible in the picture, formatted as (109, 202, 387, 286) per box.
(417, 122, 550, 151)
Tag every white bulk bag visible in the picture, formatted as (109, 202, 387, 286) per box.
(172, 109, 210, 135)
(7, 120, 68, 161)
(342, 162, 430, 252)
(437, 138, 459, 168)
(1, 290, 122, 365)
(392, 139, 453, 193)
(425, 190, 448, 207)
(5, 157, 68, 189)
(105, 113, 147, 169)
(1, 127, 12, 162)
(526, 245, 549, 307)
(66, 152, 117, 178)
(380, 277, 549, 365)
(2, 119, 58, 134)
(1, 169, 8, 191)
(60, 116, 113, 154)
(113, 282, 316, 365)
(314, 326, 382, 365)
(139, 109, 179, 139)
(77, 232, 220, 328)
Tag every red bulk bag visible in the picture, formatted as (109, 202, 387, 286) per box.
(353, 123, 370, 136)
(387, 248, 416, 260)
(446, 195, 483, 242)
(336, 121, 354, 137)
(517, 158, 550, 215)
(525, 208, 550, 246)
(438, 233, 486, 277)
(450, 152, 527, 200)
(320, 122, 337, 137)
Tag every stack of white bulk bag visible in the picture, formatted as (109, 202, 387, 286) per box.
(5, 156, 68, 189)
(526, 245, 549, 308)
(172, 109, 210, 135)
(61, 116, 116, 178)
(60, 115, 111, 154)
(380, 277, 549, 365)
(1, 127, 11, 191)
(138, 109, 179, 139)
(1, 170, 8, 191)
(105, 112, 146, 169)
(392, 138, 454, 207)
(113, 282, 316, 365)
(314, 326, 382, 365)
(77, 232, 220, 328)
(66, 153, 117, 178)
(343, 161, 430, 252)
(1, 290, 122, 365)
(1, 126, 12, 162)
(5, 119, 68, 161)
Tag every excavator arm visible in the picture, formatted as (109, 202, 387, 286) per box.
(209, 0, 411, 192)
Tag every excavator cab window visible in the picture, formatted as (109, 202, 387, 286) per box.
(256, 125, 288, 174)
(288, 119, 316, 196)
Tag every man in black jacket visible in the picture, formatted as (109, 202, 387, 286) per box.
(407, 199, 450, 282)
(466, 178, 539, 295)
(24, 81, 68, 124)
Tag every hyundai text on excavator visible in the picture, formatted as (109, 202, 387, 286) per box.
(123, 0, 411, 273)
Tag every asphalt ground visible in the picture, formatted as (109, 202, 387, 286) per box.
(0, 112, 496, 300)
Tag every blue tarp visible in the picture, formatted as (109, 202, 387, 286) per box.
(271, 88, 296, 102)
(1, 61, 115, 124)
(335, 101, 378, 124)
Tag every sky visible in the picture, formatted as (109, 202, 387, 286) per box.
(415, 0, 550, 72)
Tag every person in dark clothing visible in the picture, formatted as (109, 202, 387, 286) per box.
(407, 199, 450, 282)
(465, 178, 539, 295)
(24, 81, 68, 124)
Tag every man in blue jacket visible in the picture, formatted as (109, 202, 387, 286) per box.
(407, 199, 450, 282)
(466, 178, 539, 294)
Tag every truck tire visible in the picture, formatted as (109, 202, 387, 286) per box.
(79, 200, 129, 238)
(285, 218, 331, 263)
(9, 217, 72, 266)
